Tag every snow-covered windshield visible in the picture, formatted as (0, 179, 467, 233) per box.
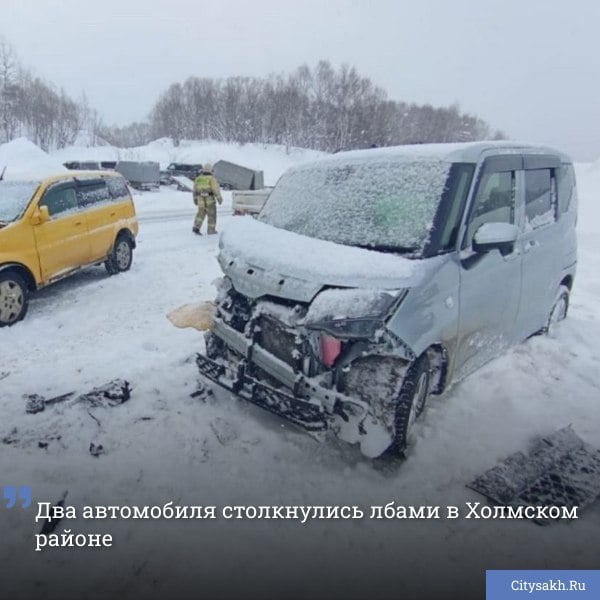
(258, 158, 452, 252)
(0, 180, 40, 223)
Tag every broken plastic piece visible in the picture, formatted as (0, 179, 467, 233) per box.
(77, 379, 131, 407)
(89, 443, 105, 457)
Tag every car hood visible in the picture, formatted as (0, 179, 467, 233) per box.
(219, 217, 431, 302)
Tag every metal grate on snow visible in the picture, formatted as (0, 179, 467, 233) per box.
(468, 427, 600, 525)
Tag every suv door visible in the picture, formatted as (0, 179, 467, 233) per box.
(33, 180, 92, 282)
(515, 155, 561, 336)
(455, 156, 523, 378)
(76, 178, 115, 262)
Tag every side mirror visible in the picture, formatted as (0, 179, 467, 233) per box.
(473, 222, 518, 256)
(31, 205, 50, 226)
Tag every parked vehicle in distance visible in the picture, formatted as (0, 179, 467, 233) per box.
(213, 160, 264, 190)
(0, 172, 138, 326)
(160, 163, 203, 185)
(64, 160, 102, 170)
(197, 142, 578, 458)
(232, 187, 273, 215)
(115, 161, 160, 190)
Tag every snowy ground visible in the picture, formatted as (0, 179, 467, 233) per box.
(1, 144, 599, 599)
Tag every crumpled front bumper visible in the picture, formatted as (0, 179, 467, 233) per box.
(196, 317, 372, 440)
(196, 353, 328, 431)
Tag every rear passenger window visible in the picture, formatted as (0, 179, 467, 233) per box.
(77, 180, 111, 207)
(464, 170, 514, 248)
(557, 163, 575, 214)
(525, 169, 556, 229)
(106, 176, 129, 200)
(40, 187, 78, 217)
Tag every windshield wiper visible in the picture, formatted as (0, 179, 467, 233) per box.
(356, 243, 419, 255)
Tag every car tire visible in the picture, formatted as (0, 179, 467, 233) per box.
(105, 235, 133, 275)
(546, 285, 570, 334)
(0, 271, 29, 327)
(389, 353, 431, 456)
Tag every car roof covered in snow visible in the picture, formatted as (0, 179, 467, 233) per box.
(293, 141, 572, 170)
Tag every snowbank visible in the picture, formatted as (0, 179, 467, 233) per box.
(0, 137, 67, 180)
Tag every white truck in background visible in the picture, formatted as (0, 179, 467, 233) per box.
(231, 187, 274, 216)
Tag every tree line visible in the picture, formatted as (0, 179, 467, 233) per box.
(144, 61, 504, 152)
(0, 35, 504, 153)
(0, 37, 102, 151)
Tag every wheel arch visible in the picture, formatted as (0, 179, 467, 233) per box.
(560, 274, 574, 290)
(115, 228, 136, 249)
(0, 263, 37, 291)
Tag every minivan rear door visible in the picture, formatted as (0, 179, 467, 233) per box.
(75, 178, 116, 262)
(515, 155, 561, 336)
(455, 157, 523, 378)
(33, 180, 92, 282)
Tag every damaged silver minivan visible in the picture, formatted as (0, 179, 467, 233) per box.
(197, 142, 577, 457)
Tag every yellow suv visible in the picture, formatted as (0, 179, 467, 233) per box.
(0, 171, 138, 326)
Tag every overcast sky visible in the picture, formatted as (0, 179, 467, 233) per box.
(1, 0, 598, 159)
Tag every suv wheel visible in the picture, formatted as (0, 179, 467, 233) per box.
(105, 235, 133, 275)
(0, 272, 29, 326)
(389, 354, 430, 456)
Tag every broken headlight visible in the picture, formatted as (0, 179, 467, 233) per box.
(304, 288, 407, 340)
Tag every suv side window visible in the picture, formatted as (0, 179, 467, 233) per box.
(463, 170, 515, 248)
(106, 176, 130, 200)
(525, 168, 556, 229)
(77, 180, 111, 207)
(40, 186, 78, 217)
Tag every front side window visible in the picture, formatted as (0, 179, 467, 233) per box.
(40, 186, 78, 217)
(464, 170, 514, 247)
(525, 169, 555, 229)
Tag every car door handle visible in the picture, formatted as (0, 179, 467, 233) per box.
(523, 240, 539, 253)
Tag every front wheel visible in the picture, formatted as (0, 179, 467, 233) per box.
(0, 272, 29, 327)
(389, 354, 431, 456)
(105, 235, 133, 275)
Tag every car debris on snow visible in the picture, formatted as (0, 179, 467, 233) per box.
(23, 380, 131, 413)
(25, 392, 75, 414)
(190, 382, 213, 400)
(468, 427, 600, 525)
(77, 379, 132, 407)
(89, 442, 106, 457)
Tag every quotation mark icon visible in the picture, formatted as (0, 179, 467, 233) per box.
(3, 486, 32, 509)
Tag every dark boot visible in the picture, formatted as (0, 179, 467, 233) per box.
(192, 227, 201, 235)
